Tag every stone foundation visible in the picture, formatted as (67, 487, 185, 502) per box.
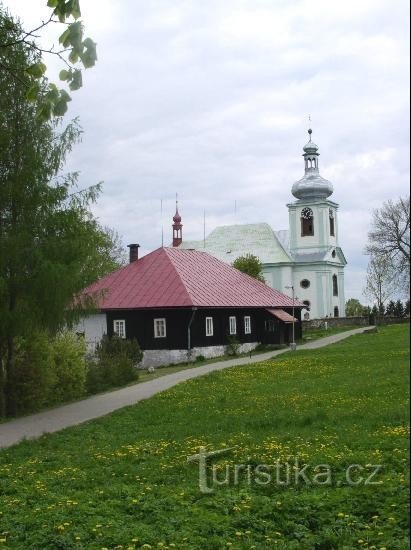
(139, 342, 258, 369)
(302, 316, 370, 330)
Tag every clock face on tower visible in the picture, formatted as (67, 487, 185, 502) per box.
(301, 207, 313, 220)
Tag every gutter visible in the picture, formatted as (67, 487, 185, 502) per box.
(187, 307, 198, 354)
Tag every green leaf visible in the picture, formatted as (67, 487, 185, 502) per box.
(59, 69, 71, 81)
(37, 101, 53, 122)
(25, 62, 47, 78)
(71, 0, 81, 19)
(69, 69, 82, 91)
(80, 37, 97, 68)
(59, 28, 71, 47)
(53, 99, 68, 117)
(47, 0, 58, 6)
(26, 83, 40, 102)
(59, 90, 72, 103)
(68, 49, 79, 64)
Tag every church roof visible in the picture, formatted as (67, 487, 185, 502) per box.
(79, 246, 302, 310)
(180, 223, 292, 264)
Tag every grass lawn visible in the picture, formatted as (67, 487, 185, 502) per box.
(301, 324, 361, 343)
(0, 325, 409, 549)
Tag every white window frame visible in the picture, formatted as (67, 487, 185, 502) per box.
(244, 316, 251, 334)
(229, 316, 237, 335)
(113, 319, 126, 339)
(205, 316, 214, 337)
(154, 318, 167, 338)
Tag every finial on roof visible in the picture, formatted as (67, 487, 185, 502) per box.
(172, 194, 183, 247)
(308, 115, 313, 142)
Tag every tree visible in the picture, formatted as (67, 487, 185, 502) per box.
(363, 254, 397, 311)
(405, 300, 410, 317)
(0, 13, 118, 416)
(393, 300, 405, 318)
(0, 1, 96, 119)
(385, 300, 396, 317)
(366, 197, 410, 294)
(232, 254, 265, 282)
(345, 298, 368, 317)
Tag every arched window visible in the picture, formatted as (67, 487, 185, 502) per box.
(329, 209, 335, 236)
(332, 274, 338, 296)
(301, 207, 314, 236)
(303, 300, 310, 310)
(334, 306, 339, 318)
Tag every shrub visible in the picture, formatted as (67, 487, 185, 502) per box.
(13, 333, 55, 415)
(226, 334, 240, 356)
(86, 335, 142, 394)
(50, 332, 86, 405)
(195, 355, 206, 363)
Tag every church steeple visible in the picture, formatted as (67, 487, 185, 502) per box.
(172, 198, 183, 247)
(291, 128, 333, 200)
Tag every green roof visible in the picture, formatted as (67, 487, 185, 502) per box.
(180, 223, 291, 264)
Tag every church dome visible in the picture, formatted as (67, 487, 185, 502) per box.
(173, 210, 181, 223)
(292, 173, 333, 200)
(292, 128, 333, 200)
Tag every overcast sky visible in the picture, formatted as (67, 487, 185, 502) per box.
(10, 0, 410, 301)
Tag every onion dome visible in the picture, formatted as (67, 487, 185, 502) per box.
(291, 128, 333, 200)
(173, 210, 181, 224)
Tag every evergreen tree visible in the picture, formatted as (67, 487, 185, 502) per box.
(385, 300, 396, 317)
(394, 300, 404, 318)
(405, 300, 410, 316)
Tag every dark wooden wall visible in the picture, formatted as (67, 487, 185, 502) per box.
(106, 307, 301, 350)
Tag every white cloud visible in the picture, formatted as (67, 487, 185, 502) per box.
(5, 0, 410, 302)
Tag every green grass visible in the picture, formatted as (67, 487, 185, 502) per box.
(301, 324, 361, 343)
(0, 325, 409, 549)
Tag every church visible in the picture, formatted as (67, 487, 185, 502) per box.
(178, 129, 347, 320)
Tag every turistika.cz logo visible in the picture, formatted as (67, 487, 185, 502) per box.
(187, 446, 383, 494)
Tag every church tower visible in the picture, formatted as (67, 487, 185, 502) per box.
(287, 128, 346, 319)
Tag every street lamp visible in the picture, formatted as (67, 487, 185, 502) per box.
(285, 285, 297, 351)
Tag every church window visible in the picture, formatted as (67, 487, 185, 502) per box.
(334, 306, 339, 318)
(303, 300, 311, 310)
(332, 250, 336, 258)
(329, 209, 335, 236)
(300, 279, 310, 289)
(301, 207, 314, 236)
(332, 274, 338, 297)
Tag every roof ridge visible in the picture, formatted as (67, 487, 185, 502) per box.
(163, 248, 195, 306)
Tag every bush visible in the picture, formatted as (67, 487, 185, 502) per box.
(50, 332, 86, 405)
(86, 335, 142, 394)
(226, 335, 240, 356)
(13, 333, 56, 415)
(11, 332, 87, 415)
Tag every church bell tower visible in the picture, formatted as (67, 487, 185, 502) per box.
(287, 128, 346, 319)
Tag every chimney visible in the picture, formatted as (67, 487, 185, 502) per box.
(127, 243, 140, 263)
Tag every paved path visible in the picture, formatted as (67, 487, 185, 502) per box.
(0, 326, 374, 449)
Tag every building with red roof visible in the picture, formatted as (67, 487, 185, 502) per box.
(77, 245, 303, 367)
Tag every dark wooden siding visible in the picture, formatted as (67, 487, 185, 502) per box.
(106, 307, 302, 350)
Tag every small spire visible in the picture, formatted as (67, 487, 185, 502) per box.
(172, 194, 182, 247)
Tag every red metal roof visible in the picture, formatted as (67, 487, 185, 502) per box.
(80, 247, 303, 310)
(266, 308, 298, 323)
